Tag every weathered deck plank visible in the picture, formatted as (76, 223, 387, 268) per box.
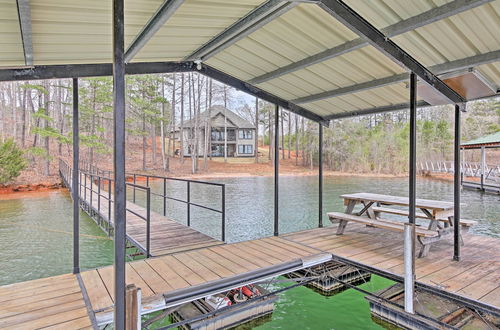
(1, 224, 498, 328)
(0, 274, 92, 330)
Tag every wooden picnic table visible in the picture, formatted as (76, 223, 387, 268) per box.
(333, 193, 458, 257)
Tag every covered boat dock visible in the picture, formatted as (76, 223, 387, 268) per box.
(0, 0, 499, 328)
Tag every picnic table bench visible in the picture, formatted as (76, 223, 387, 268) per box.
(328, 193, 475, 258)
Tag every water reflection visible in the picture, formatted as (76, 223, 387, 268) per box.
(140, 176, 499, 243)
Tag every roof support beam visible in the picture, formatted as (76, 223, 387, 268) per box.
(185, 0, 298, 61)
(250, 0, 492, 84)
(316, 0, 465, 104)
(16, 0, 33, 66)
(292, 49, 500, 104)
(325, 101, 430, 120)
(0, 61, 194, 81)
(0, 60, 328, 124)
(124, 0, 185, 63)
(198, 63, 329, 125)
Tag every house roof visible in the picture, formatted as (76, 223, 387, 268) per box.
(181, 105, 255, 129)
(461, 131, 500, 148)
(0, 0, 499, 121)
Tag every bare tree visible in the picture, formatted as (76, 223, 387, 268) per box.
(255, 97, 259, 163)
(180, 73, 185, 164)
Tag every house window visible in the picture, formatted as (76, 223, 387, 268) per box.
(238, 129, 253, 140)
(238, 144, 253, 155)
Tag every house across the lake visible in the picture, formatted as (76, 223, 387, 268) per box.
(174, 105, 256, 157)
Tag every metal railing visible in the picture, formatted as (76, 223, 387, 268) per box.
(59, 159, 152, 257)
(127, 172, 226, 242)
(420, 160, 499, 181)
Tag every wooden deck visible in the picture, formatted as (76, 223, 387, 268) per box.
(0, 274, 93, 329)
(81, 180, 223, 256)
(284, 224, 500, 305)
(1, 223, 498, 329)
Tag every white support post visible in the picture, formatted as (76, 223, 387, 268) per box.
(404, 223, 416, 314)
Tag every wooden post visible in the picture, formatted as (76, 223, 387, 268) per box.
(125, 284, 141, 330)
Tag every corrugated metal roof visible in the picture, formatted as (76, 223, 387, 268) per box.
(0, 0, 498, 120)
(0, 0, 24, 66)
(461, 131, 500, 147)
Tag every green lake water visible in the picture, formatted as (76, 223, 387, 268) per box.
(0, 176, 498, 329)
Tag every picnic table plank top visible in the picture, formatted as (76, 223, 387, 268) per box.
(341, 193, 454, 211)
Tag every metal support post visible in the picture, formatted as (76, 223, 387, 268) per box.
(112, 0, 126, 327)
(274, 104, 279, 236)
(72, 77, 79, 274)
(454, 104, 461, 261)
(480, 146, 485, 190)
(318, 123, 323, 228)
(405, 72, 417, 314)
(163, 178, 167, 216)
(404, 223, 416, 314)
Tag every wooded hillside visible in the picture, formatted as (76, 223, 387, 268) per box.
(0, 73, 498, 182)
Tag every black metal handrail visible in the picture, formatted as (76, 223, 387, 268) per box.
(127, 172, 226, 242)
(59, 159, 152, 257)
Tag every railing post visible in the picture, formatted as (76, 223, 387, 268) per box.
(79, 171, 82, 199)
(163, 178, 167, 217)
(146, 187, 151, 257)
(98, 176, 101, 215)
(89, 174, 93, 210)
(187, 181, 191, 227)
(84, 173, 87, 203)
(222, 185, 226, 242)
(108, 179, 112, 236)
(133, 174, 137, 203)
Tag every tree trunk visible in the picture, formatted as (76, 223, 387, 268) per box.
(255, 97, 259, 163)
(43, 81, 50, 176)
(142, 113, 146, 171)
(281, 108, 284, 160)
(21, 85, 27, 147)
(203, 77, 209, 169)
(12, 83, 18, 141)
(31, 92, 41, 148)
(180, 74, 185, 164)
(151, 123, 156, 165)
(188, 73, 195, 174)
(270, 109, 274, 163)
(295, 113, 299, 165)
(208, 79, 213, 160)
(301, 117, 305, 166)
(223, 86, 228, 163)
(287, 110, 291, 159)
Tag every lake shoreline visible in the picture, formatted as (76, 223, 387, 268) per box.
(2, 169, 408, 196)
(4, 168, 472, 196)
